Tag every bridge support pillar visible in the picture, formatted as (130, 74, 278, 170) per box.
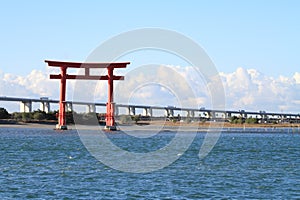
(165, 109, 174, 117)
(126, 107, 130, 115)
(86, 104, 96, 113)
(227, 112, 232, 118)
(115, 105, 119, 116)
(187, 110, 195, 118)
(66, 103, 73, 112)
(127, 106, 136, 115)
(143, 108, 152, 117)
(261, 114, 268, 123)
(208, 111, 215, 120)
(20, 101, 32, 113)
(40, 102, 50, 113)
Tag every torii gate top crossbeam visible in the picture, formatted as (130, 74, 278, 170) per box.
(46, 60, 129, 80)
(45, 60, 129, 68)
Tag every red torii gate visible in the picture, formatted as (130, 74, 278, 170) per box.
(45, 60, 129, 130)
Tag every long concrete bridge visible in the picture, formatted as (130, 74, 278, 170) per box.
(1, 96, 299, 123)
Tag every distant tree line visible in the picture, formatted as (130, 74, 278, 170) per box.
(10, 110, 60, 122)
(230, 116, 258, 124)
(118, 114, 147, 124)
(0, 107, 107, 124)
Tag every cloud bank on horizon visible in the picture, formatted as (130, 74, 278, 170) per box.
(0, 66, 299, 113)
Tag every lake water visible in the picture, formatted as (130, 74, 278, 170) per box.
(0, 127, 299, 199)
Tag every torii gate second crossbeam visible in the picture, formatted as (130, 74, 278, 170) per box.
(45, 60, 129, 130)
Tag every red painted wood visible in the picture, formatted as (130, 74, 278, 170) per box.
(45, 60, 129, 68)
(106, 67, 115, 127)
(50, 74, 124, 80)
(59, 67, 67, 127)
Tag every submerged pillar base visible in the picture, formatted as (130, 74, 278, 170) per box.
(103, 125, 118, 131)
(55, 124, 68, 130)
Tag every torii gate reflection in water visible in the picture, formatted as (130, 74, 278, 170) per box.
(45, 60, 129, 130)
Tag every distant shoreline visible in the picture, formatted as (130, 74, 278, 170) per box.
(1, 120, 300, 132)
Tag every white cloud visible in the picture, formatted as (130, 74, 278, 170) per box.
(114, 65, 208, 109)
(220, 68, 300, 112)
(0, 66, 300, 113)
(293, 72, 300, 84)
(1, 69, 59, 98)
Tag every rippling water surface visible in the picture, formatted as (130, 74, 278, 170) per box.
(0, 128, 299, 199)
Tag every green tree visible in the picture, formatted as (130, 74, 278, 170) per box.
(12, 112, 23, 121)
(22, 113, 32, 122)
(66, 111, 74, 124)
(0, 107, 10, 119)
(230, 116, 244, 124)
(33, 112, 46, 121)
(119, 115, 132, 124)
(245, 117, 258, 124)
(45, 111, 58, 120)
(132, 114, 141, 124)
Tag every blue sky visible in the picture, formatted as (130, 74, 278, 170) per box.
(0, 0, 299, 77)
(0, 0, 300, 113)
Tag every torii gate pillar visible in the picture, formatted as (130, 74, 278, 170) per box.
(58, 66, 67, 129)
(105, 67, 116, 130)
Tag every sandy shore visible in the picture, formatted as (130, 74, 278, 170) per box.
(0, 122, 58, 129)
